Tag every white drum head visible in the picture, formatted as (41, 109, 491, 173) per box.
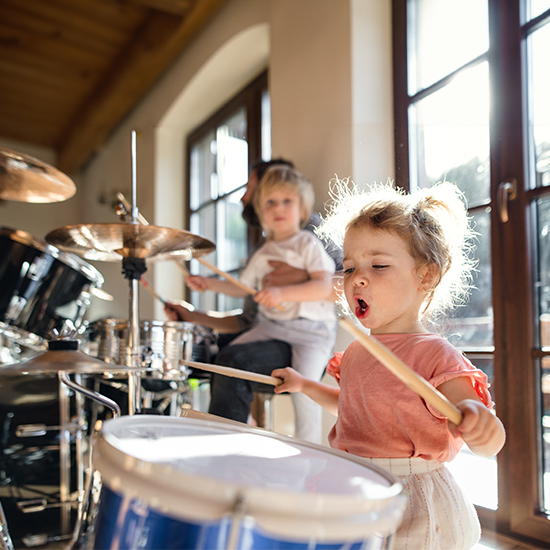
(93, 415, 406, 542)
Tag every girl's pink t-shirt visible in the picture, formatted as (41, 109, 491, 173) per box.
(328, 333, 493, 462)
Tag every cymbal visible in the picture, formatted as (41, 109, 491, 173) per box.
(1, 348, 146, 375)
(0, 146, 76, 203)
(45, 223, 215, 262)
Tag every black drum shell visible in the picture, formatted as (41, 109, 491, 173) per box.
(0, 227, 104, 346)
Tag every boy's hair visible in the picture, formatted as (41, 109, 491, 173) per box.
(254, 165, 315, 230)
(319, 178, 476, 319)
(251, 158, 294, 182)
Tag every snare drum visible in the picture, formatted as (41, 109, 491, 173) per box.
(83, 319, 212, 377)
(0, 227, 104, 348)
(88, 416, 406, 550)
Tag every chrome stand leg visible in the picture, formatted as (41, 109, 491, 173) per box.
(59, 378, 72, 536)
(0, 500, 14, 550)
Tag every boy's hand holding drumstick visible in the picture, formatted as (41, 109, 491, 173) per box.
(185, 257, 285, 312)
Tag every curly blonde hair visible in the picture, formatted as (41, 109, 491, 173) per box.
(318, 178, 477, 319)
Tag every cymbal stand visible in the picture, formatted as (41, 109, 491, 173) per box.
(124, 130, 143, 415)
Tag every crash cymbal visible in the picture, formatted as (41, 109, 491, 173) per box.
(0, 146, 76, 203)
(45, 223, 215, 262)
(0, 340, 146, 375)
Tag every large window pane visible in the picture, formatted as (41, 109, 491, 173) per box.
(411, 62, 490, 208)
(410, 0, 488, 93)
(526, 24, 550, 189)
(533, 196, 550, 513)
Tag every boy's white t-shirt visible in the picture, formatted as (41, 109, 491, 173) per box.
(239, 230, 336, 322)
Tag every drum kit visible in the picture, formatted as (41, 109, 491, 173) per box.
(0, 142, 407, 549)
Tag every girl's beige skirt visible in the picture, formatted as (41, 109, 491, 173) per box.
(367, 457, 481, 550)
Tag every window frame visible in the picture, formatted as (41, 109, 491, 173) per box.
(392, 0, 550, 543)
(186, 70, 268, 258)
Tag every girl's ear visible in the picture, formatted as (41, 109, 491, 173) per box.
(419, 263, 440, 291)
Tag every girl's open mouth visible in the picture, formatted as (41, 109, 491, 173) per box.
(355, 297, 368, 319)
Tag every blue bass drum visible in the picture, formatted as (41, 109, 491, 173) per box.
(87, 415, 406, 550)
(0, 227, 104, 348)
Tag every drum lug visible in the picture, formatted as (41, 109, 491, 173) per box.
(226, 492, 248, 550)
(5, 295, 26, 321)
(15, 422, 81, 437)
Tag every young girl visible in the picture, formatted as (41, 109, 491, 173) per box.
(272, 180, 506, 549)
(185, 165, 337, 443)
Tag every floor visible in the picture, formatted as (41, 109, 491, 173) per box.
(476, 530, 547, 550)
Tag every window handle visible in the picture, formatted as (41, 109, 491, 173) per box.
(498, 179, 517, 223)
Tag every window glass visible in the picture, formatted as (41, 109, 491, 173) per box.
(190, 203, 216, 312)
(443, 210, 493, 351)
(217, 108, 248, 196)
(190, 131, 215, 210)
(541, 356, 550, 514)
(527, 0, 550, 20)
(411, 0, 488, 93)
(527, 24, 550, 189)
(262, 89, 272, 160)
(216, 188, 248, 273)
(447, 357, 497, 511)
(411, 62, 490, 208)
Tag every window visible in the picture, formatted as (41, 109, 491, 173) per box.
(186, 72, 270, 313)
(394, 0, 550, 543)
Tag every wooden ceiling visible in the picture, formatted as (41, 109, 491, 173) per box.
(0, 0, 226, 175)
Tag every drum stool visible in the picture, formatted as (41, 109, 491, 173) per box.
(251, 390, 275, 430)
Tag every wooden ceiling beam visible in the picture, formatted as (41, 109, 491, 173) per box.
(123, 0, 195, 17)
(57, 0, 227, 175)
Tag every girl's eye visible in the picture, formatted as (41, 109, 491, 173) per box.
(372, 264, 389, 270)
(343, 267, 355, 275)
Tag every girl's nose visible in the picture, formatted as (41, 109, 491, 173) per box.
(352, 269, 368, 286)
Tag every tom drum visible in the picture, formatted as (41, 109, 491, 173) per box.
(83, 319, 212, 377)
(0, 227, 104, 349)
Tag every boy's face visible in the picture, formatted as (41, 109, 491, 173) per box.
(342, 225, 428, 334)
(259, 187, 302, 239)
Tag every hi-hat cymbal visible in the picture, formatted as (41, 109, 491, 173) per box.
(0, 147, 76, 203)
(1, 348, 145, 375)
(45, 223, 215, 262)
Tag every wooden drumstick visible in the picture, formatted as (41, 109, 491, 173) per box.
(196, 257, 285, 312)
(140, 276, 167, 305)
(181, 359, 283, 387)
(339, 318, 463, 425)
(176, 261, 190, 278)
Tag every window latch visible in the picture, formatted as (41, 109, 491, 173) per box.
(498, 178, 517, 223)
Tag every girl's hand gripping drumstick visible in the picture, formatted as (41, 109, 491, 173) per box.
(339, 318, 463, 425)
(196, 257, 285, 312)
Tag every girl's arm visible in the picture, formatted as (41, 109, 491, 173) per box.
(437, 376, 506, 457)
(272, 367, 340, 416)
(185, 275, 249, 297)
(254, 270, 333, 309)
